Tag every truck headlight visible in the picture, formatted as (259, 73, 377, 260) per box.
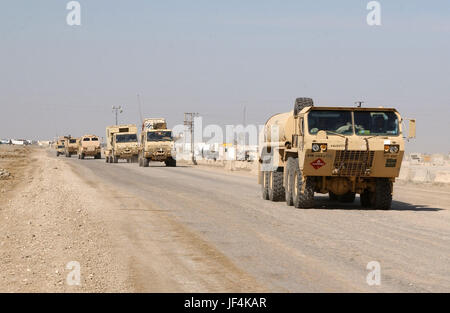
(312, 143, 320, 152)
(389, 145, 399, 154)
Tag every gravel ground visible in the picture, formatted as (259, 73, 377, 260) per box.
(0, 146, 131, 292)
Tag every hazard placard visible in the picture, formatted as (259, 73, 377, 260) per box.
(311, 158, 326, 169)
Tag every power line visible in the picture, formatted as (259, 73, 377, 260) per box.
(112, 105, 123, 125)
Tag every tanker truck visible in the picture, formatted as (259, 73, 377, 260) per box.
(138, 118, 176, 167)
(258, 98, 416, 210)
(105, 124, 139, 163)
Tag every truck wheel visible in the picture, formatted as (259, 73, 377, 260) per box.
(285, 158, 296, 206)
(261, 171, 269, 200)
(268, 170, 285, 202)
(339, 192, 356, 203)
(292, 159, 314, 208)
(56, 152, 59, 157)
(165, 158, 176, 167)
(113, 156, 118, 163)
(360, 191, 372, 208)
(142, 158, 149, 167)
(329, 192, 338, 201)
(293, 97, 314, 116)
(81, 153, 85, 160)
(373, 179, 393, 210)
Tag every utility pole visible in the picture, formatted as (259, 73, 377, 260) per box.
(112, 105, 123, 125)
(184, 112, 199, 165)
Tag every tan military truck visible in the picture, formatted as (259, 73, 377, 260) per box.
(78, 135, 101, 159)
(64, 137, 79, 157)
(55, 137, 66, 157)
(138, 118, 176, 167)
(105, 124, 139, 163)
(259, 98, 416, 210)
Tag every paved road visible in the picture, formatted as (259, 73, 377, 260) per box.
(65, 156, 450, 292)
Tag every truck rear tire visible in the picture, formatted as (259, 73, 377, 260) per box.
(293, 98, 314, 116)
(142, 158, 149, 167)
(360, 191, 371, 208)
(268, 170, 285, 202)
(292, 159, 314, 208)
(285, 158, 296, 206)
(329, 191, 338, 201)
(373, 179, 392, 210)
(339, 192, 356, 203)
(81, 153, 85, 160)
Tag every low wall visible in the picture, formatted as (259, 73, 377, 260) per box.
(179, 159, 258, 174)
(398, 164, 450, 185)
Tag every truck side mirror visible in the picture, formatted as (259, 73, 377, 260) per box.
(408, 119, 416, 139)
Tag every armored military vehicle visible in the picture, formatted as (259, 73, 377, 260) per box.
(105, 124, 139, 163)
(64, 137, 79, 157)
(78, 135, 101, 159)
(259, 98, 416, 210)
(138, 118, 176, 167)
(55, 137, 66, 157)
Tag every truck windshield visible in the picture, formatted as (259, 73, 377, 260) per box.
(116, 134, 137, 143)
(147, 131, 172, 142)
(308, 110, 353, 135)
(69, 139, 77, 144)
(354, 111, 399, 136)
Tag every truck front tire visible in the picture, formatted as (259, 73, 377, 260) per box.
(165, 157, 176, 167)
(291, 159, 314, 209)
(373, 179, 392, 210)
(285, 158, 297, 206)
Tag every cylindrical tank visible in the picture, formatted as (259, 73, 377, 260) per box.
(264, 111, 295, 144)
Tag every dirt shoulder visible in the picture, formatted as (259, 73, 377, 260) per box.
(0, 146, 131, 292)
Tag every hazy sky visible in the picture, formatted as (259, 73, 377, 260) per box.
(0, 0, 449, 152)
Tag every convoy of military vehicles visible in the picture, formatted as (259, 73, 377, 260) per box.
(53, 99, 415, 210)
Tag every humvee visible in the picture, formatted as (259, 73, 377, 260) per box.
(259, 98, 416, 210)
(105, 124, 139, 163)
(78, 135, 101, 159)
(138, 118, 176, 167)
(64, 137, 79, 157)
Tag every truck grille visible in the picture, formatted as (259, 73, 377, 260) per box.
(333, 150, 375, 176)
